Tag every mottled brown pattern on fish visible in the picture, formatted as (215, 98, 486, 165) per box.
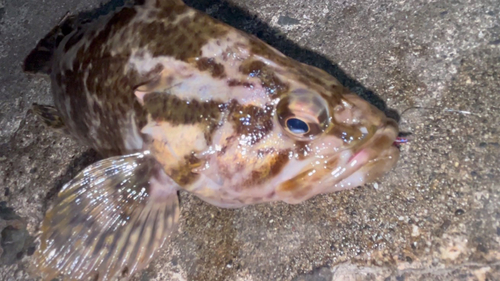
(53, 3, 234, 156)
(239, 60, 290, 96)
(63, 30, 84, 52)
(216, 135, 236, 157)
(277, 177, 300, 193)
(294, 64, 346, 104)
(143, 92, 222, 125)
(219, 161, 246, 181)
(247, 38, 344, 103)
(43, 0, 361, 159)
(326, 123, 364, 145)
(203, 121, 222, 146)
(53, 7, 148, 157)
(247, 39, 294, 69)
(277, 169, 316, 200)
(134, 63, 165, 88)
(55, 0, 345, 158)
(170, 153, 202, 186)
(370, 134, 394, 152)
(324, 156, 340, 171)
(194, 57, 226, 78)
(243, 149, 290, 186)
(142, 7, 229, 60)
(227, 79, 254, 88)
(294, 141, 312, 160)
(228, 101, 274, 145)
(143, 91, 274, 146)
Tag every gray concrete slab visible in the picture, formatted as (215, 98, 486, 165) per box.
(0, 0, 499, 280)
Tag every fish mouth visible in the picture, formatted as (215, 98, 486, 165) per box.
(327, 119, 400, 191)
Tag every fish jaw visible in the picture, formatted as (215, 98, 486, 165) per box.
(325, 121, 400, 192)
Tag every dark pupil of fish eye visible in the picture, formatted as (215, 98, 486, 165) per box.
(286, 118, 309, 134)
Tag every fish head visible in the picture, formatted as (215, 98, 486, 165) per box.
(270, 84, 400, 203)
(209, 56, 402, 204)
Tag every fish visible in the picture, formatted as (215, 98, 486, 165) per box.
(22, 0, 400, 280)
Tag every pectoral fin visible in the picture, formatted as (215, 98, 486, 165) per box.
(33, 152, 180, 281)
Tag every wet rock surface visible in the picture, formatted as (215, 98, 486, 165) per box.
(0, 202, 32, 266)
(0, 0, 499, 280)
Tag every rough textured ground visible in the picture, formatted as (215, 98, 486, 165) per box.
(1, 0, 499, 280)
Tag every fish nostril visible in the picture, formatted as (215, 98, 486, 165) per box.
(385, 118, 399, 130)
(333, 109, 359, 126)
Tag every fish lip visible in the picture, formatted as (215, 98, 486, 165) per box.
(349, 120, 399, 162)
(334, 119, 400, 184)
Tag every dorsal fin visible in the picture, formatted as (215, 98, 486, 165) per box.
(22, 13, 80, 74)
(23, 0, 186, 75)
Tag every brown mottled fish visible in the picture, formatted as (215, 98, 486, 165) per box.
(23, 0, 400, 280)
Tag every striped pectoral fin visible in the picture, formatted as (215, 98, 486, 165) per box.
(33, 152, 180, 281)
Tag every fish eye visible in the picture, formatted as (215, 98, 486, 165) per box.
(286, 118, 310, 134)
(276, 89, 330, 140)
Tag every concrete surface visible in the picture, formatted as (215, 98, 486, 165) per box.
(1, 0, 499, 280)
